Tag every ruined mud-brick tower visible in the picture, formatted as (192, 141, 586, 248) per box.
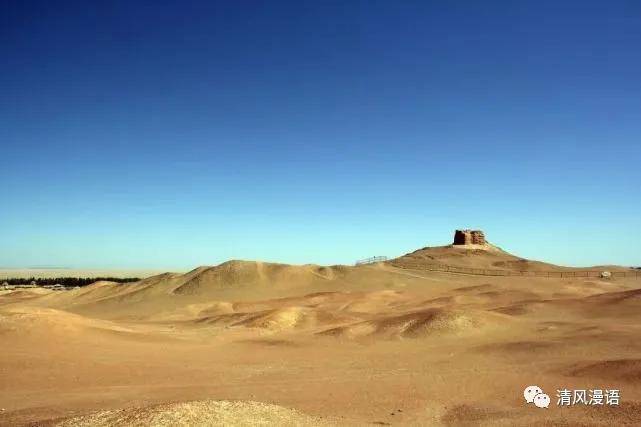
(453, 229, 486, 245)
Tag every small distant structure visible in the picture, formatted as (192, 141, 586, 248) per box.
(600, 271, 612, 279)
(1, 281, 13, 291)
(14, 281, 37, 289)
(355, 256, 388, 266)
(453, 229, 486, 246)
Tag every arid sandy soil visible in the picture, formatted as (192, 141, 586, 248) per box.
(1, 245, 640, 426)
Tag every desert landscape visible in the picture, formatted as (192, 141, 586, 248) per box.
(4, 2, 639, 425)
(1, 231, 640, 426)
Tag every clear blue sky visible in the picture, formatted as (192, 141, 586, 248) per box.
(1, 1, 640, 269)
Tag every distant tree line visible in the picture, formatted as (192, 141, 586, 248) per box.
(1, 277, 140, 288)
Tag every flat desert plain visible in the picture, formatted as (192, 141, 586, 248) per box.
(1, 244, 641, 426)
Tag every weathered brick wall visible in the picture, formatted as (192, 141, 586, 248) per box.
(453, 229, 486, 245)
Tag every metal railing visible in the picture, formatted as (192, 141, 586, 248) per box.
(355, 256, 388, 266)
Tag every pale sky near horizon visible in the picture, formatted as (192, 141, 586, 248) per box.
(1, 1, 640, 269)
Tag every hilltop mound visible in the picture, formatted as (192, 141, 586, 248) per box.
(389, 230, 633, 273)
(172, 261, 346, 295)
(388, 244, 564, 272)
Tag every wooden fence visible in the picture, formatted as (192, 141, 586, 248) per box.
(389, 261, 641, 278)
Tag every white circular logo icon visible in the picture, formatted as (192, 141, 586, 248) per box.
(534, 393, 551, 408)
(524, 385, 543, 404)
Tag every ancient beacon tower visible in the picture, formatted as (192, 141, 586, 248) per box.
(453, 229, 486, 245)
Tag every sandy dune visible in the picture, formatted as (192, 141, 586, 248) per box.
(1, 245, 640, 426)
